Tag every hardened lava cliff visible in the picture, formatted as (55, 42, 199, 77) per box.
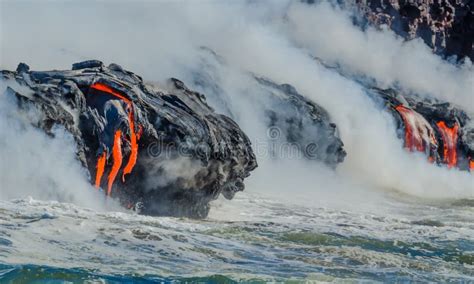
(1, 60, 257, 218)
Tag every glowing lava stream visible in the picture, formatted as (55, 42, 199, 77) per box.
(90, 82, 141, 196)
(436, 121, 459, 169)
(107, 130, 123, 195)
(395, 105, 437, 154)
(122, 111, 140, 182)
(95, 152, 107, 188)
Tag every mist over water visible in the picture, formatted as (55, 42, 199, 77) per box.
(0, 80, 117, 210)
(1, 1, 474, 281)
(2, 0, 472, 207)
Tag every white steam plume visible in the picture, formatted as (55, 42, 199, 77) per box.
(284, 1, 474, 112)
(0, 0, 472, 210)
(0, 80, 118, 210)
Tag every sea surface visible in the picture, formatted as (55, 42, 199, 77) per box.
(0, 191, 473, 283)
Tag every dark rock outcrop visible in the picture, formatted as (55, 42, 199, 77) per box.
(370, 88, 474, 170)
(1, 60, 257, 218)
(255, 78, 346, 166)
(190, 48, 346, 168)
(355, 0, 474, 61)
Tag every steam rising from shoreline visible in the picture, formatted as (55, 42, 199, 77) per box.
(0, 0, 472, 207)
(284, 2, 474, 112)
(0, 81, 116, 210)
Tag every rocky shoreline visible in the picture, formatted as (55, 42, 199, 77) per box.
(354, 0, 473, 61)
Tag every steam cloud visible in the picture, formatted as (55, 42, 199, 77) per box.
(0, 80, 116, 210)
(0, 0, 472, 210)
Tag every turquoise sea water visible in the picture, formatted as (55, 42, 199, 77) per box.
(0, 192, 473, 283)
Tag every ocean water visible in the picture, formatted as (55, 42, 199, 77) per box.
(0, 191, 472, 283)
(1, 1, 474, 283)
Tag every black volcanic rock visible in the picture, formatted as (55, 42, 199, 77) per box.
(370, 87, 474, 170)
(1, 60, 257, 218)
(355, 0, 474, 61)
(190, 48, 346, 168)
(255, 78, 346, 166)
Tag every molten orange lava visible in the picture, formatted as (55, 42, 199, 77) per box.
(470, 159, 474, 171)
(95, 152, 107, 188)
(395, 105, 431, 152)
(122, 111, 138, 182)
(90, 82, 131, 104)
(107, 130, 123, 196)
(90, 82, 142, 195)
(436, 121, 459, 169)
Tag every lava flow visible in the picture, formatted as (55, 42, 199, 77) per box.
(395, 105, 437, 155)
(108, 130, 123, 195)
(436, 121, 459, 169)
(94, 152, 107, 189)
(122, 110, 141, 182)
(90, 82, 141, 196)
